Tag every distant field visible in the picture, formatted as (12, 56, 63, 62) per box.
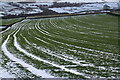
(0, 18, 24, 26)
(0, 14, 119, 78)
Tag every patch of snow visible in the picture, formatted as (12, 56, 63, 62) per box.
(82, 2, 118, 9)
(0, 2, 17, 10)
(105, 2, 119, 9)
(25, 9, 43, 14)
(1, 25, 54, 78)
(0, 26, 6, 28)
(7, 9, 23, 15)
(33, 8, 43, 12)
(25, 11, 38, 14)
(49, 6, 100, 14)
(0, 66, 16, 78)
(49, 2, 119, 13)
(0, 14, 4, 17)
(0, 2, 43, 16)
(35, 0, 119, 2)
(0, 11, 4, 14)
(28, 2, 53, 6)
(26, 5, 38, 8)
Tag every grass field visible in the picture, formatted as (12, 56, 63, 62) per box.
(0, 14, 119, 78)
(0, 18, 24, 26)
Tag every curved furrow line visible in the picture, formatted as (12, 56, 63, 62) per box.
(50, 17, 118, 52)
(27, 21, 93, 63)
(44, 18, 118, 61)
(37, 19, 115, 55)
(1, 23, 21, 41)
(34, 19, 119, 74)
(51, 17, 118, 46)
(13, 23, 88, 78)
(35, 20, 119, 62)
(19, 24, 113, 77)
(44, 19, 106, 43)
(50, 19, 101, 40)
(20, 33, 95, 68)
(1, 23, 54, 78)
(35, 32, 119, 63)
(0, 27, 19, 40)
(22, 21, 100, 58)
(52, 18, 113, 40)
(1, 14, 119, 78)
(41, 20, 88, 42)
(0, 27, 11, 34)
(26, 20, 118, 77)
(21, 33, 116, 73)
(0, 27, 12, 40)
(32, 21, 119, 69)
(50, 19, 84, 34)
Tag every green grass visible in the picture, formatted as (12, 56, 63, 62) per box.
(0, 18, 24, 26)
(1, 14, 119, 78)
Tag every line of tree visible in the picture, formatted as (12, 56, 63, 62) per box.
(50, 2, 83, 8)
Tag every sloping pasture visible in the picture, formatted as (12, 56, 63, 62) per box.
(0, 14, 119, 78)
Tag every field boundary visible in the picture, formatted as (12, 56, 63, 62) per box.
(26, 12, 107, 19)
(106, 12, 120, 16)
(0, 18, 26, 31)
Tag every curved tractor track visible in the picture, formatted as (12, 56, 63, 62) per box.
(1, 14, 119, 78)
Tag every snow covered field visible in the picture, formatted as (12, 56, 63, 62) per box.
(49, 2, 118, 13)
(0, 2, 43, 16)
(57, 0, 119, 2)
(0, 1, 119, 17)
(28, 2, 53, 6)
(0, 0, 119, 2)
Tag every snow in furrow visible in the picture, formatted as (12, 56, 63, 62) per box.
(38, 19, 119, 61)
(13, 23, 87, 77)
(1, 25, 54, 78)
(37, 20, 113, 59)
(0, 27, 11, 34)
(35, 37, 50, 44)
(0, 66, 16, 78)
(20, 19, 117, 71)
(50, 19, 119, 61)
(50, 19, 81, 34)
(24, 26, 112, 71)
(21, 33, 94, 67)
(35, 35, 117, 70)
(31, 22, 111, 70)
(20, 34, 31, 45)
(38, 19, 114, 55)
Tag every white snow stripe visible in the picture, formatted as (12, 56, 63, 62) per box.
(0, 27, 11, 34)
(13, 24, 86, 77)
(21, 34, 94, 67)
(1, 24, 54, 78)
(26, 21, 109, 70)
